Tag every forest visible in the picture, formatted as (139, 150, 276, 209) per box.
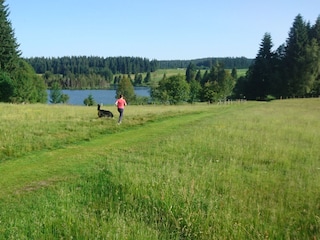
(24, 56, 252, 90)
(26, 56, 253, 76)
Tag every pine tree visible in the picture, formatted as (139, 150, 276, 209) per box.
(50, 82, 63, 104)
(144, 72, 151, 84)
(231, 68, 237, 80)
(310, 16, 320, 96)
(83, 94, 95, 106)
(246, 33, 275, 100)
(0, 0, 20, 73)
(284, 14, 313, 97)
(186, 62, 196, 83)
(0, 1, 47, 103)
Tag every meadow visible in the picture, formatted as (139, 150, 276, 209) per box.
(125, 68, 247, 83)
(0, 99, 319, 239)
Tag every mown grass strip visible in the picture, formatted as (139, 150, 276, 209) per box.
(0, 109, 216, 198)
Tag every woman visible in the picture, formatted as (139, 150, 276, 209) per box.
(115, 94, 127, 124)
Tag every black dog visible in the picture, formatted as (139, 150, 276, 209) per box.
(97, 104, 114, 118)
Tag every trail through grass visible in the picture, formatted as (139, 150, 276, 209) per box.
(0, 109, 215, 197)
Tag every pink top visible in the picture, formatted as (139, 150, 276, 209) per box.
(115, 98, 127, 109)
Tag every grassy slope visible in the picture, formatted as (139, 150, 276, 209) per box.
(0, 99, 319, 239)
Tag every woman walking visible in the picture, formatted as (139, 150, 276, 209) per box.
(115, 94, 127, 124)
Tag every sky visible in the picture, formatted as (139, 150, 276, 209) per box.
(5, 0, 320, 60)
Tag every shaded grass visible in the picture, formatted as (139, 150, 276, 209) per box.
(0, 99, 319, 239)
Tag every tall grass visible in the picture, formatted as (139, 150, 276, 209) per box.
(0, 103, 207, 162)
(0, 99, 319, 239)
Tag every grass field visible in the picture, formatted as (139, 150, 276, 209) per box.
(125, 68, 247, 83)
(0, 99, 319, 239)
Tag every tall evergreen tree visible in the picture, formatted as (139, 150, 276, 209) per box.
(0, 0, 20, 73)
(246, 33, 275, 99)
(134, 73, 143, 85)
(50, 82, 63, 104)
(310, 16, 320, 42)
(186, 62, 196, 83)
(310, 16, 320, 95)
(144, 72, 151, 84)
(231, 68, 237, 80)
(195, 70, 202, 82)
(284, 14, 313, 97)
(0, 1, 47, 103)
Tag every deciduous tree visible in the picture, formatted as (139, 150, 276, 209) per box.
(153, 74, 190, 104)
(116, 75, 136, 103)
(10, 59, 47, 103)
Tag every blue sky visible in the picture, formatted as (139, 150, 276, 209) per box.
(5, 0, 320, 60)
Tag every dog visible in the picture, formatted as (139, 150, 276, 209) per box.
(97, 104, 114, 118)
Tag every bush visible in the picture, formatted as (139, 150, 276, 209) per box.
(83, 94, 96, 106)
(0, 72, 14, 102)
(265, 95, 276, 101)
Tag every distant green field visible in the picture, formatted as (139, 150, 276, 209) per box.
(1, 99, 318, 239)
(236, 68, 247, 77)
(125, 68, 247, 83)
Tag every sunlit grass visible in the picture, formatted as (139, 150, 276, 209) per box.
(0, 99, 319, 239)
(0, 103, 211, 161)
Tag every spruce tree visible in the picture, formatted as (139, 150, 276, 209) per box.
(0, 0, 20, 73)
(0, 1, 47, 103)
(310, 16, 320, 96)
(50, 82, 63, 104)
(186, 62, 196, 83)
(246, 33, 275, 100)
(144, 72, 151, 84)
(284, 14, 313, 97)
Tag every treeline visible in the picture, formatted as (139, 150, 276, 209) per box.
(26, 56, 159, 76)
(150, 62, 237, 104)
(26, 56, 253, 76)
(234, 14, 320, 100)
(151, 14, 320, 104)
(158, 57, 253, 69)
(26, 56, 159, 89)
(24, 56, 253, 90)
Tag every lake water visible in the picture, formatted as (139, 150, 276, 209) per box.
(47, 87, 150, 105)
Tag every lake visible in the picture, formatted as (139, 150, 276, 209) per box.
(47, 87, 150, 105)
